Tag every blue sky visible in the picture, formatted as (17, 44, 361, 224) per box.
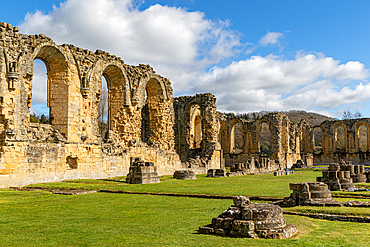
(2, 0, 370, 118)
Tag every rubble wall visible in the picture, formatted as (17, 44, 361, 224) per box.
(0, 22, 188, 187)
(314, 119, 370, 164)
(220, 113, 309, 168)
(174, 94, 223, 172)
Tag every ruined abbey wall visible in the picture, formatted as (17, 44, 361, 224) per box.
(219, 113, 314, 168)
(174, 93, 223, 173)
(314, 118, 370, 164)
(0, 22, 205, 188)
(1, 21, 369, 187)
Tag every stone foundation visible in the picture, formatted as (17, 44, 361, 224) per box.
(316, 163, 368, 191)
(207, 169, 226, 177)
(199, 196, 298, 239)
(173, 170, 196, 180)
(227, 158, 282, 176)
(280, 182, 341, 207)
(125, 157, 160, 184)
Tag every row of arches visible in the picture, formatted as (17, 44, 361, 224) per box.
(313, 122, 370, 154)
(14, 43, 170, 144)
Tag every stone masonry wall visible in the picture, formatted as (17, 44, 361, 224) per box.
(220, 112, 310, 168)
(0, 22, 192, 188)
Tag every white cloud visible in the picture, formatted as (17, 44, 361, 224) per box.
(19, 0, 370, 118)
(19, 0, 243, 92)
(259, 31, 284, 46)
(194, 53, 370, 114)
(31, 60, 47, 104)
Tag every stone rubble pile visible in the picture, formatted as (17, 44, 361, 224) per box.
(199, 196, 298, 239)
(173, 170, 196, 180)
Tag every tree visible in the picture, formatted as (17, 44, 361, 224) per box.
(98, 88, 109, 140)
(342, 110, 362, 120)
(40, 114, 50, 124)
(30, 113, 40, 123)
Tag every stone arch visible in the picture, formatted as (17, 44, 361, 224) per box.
(141, 76, 171, 146)
(333, 122, 347, 153)
(137, 74, 168, 104)
(228, 118, 244, 154)
(101, 65, 127, 132)
(299, 120, 312, 154)
(281, 117, 289, 153)
(187, 103, 202, 149)
(355, 121, 370, 152)
(257, 119, 273, 157)
(313, 126, 323, 154)
(30, 44, 70, 137)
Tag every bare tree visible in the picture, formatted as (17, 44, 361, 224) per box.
(98, 88, 108, 140)
(342, 110, 362, 120)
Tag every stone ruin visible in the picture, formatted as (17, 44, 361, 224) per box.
(173, 170, 196, 180)
(280, 182, 341, 207)
(227, 157, 282, 176)
(207, 169, 226, 177)
(1, 21, 370, 188)
(0, 22, 223, 188)
(125, 157, 160, 184)
(291, 157, 313, 169)
(274, 170, 294, 176)
(316, 163, 368, 191)
(199, 196, 298, 239)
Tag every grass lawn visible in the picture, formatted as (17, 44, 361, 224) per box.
(28, 170, 323, 198)
(2, 170, 370, 246)
(1, 189, 370, 247)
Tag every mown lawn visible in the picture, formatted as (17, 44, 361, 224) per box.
(28, 170, 323, 198)
(1, 189, 370, 247)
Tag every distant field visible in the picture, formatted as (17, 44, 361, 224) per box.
(0, 170, 369, 246)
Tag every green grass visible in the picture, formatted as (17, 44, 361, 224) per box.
(1, 189, 370, 246)
(28, 170, 323, 198)
(5, 170, 370, 246)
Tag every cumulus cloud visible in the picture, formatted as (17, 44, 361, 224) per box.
(259, 31, 284, 46)
(194, 53, 370, 114)
(19, 0, 370, 117)
(19, 0, 243, 92)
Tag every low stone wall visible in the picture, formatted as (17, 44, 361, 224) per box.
(284, 211, 370, 223)
(0, 141, 182, 188)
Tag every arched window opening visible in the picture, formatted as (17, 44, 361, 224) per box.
(300, 125, 310, 153)
(30, 59, 49, 124)
(260, 122, 272, 156)
(281, 120, 289, 152)
(313, 127, 323, 154)
(335, 125, 346, 152)
(98, 76, 109, 140)
(194, 115, 202, 148)
(189, 104, 202, 149)
(100, 65, 126, 142)
(358, 125, 368, 152)
(30, 46, 69, 138)
(141, 78, 165, 145)
(231, 122, 243, 154)
(141, 90, 149, 143)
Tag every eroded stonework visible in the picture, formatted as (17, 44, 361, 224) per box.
(0, 22, 221, 187)
(1, 21, 370, 188)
